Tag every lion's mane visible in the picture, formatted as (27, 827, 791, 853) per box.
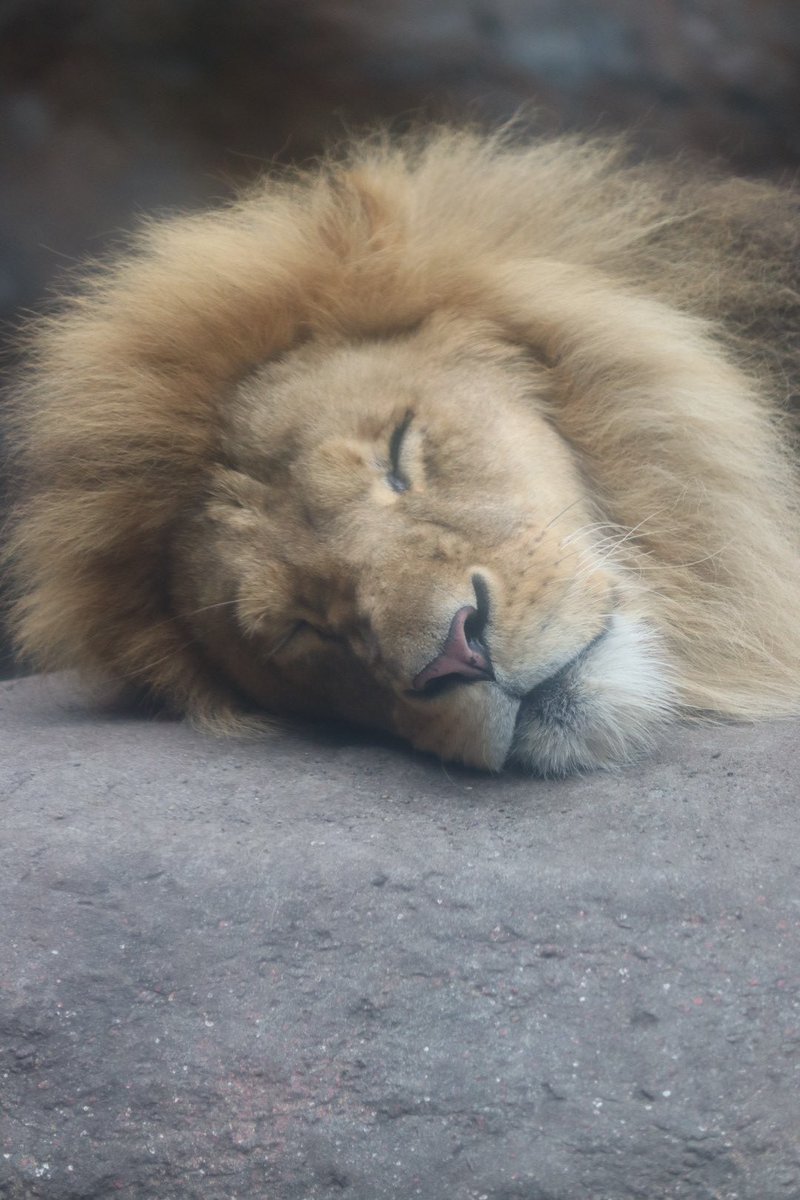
(5, 128, 800, 727)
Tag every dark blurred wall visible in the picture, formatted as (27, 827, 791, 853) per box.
(2, 0, 799, 332)
(1, 0, 799, 675)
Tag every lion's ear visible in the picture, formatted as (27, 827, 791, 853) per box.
(345, 167, 410, 242)
(311, 164, 438, 338)
(319, 166, 409, 261)
(488, 330, 557, 371)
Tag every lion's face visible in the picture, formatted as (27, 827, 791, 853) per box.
(172, 317, 674, 774)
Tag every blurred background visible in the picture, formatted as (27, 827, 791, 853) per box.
(1, 0, 799, 677)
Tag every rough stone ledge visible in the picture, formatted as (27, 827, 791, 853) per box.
(1, 674, 798, 1199)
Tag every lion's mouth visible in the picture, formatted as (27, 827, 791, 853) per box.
(514, 625, 610, 730)
(507, 615, 676, 776)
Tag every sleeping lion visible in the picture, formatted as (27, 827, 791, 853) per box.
(5, 128, 800, 775)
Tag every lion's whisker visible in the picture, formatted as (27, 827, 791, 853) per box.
(542, 498, 583, 533)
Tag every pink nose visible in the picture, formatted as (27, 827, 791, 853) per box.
(412, 605, 493, 693)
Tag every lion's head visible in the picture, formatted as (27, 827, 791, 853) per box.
(6, 129, 800, 774)
(172, 316, 673, 773)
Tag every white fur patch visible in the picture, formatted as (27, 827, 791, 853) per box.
(509, 615, 677, 776)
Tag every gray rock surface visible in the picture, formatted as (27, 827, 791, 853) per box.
(1, 673, 799, 1199)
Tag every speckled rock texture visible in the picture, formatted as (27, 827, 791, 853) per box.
(1, 674, 799, 1199)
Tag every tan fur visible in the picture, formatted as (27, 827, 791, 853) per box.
(4, 127, 800, 773)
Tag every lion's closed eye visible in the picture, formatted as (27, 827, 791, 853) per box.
(291, 621, 346, 647)
(386, 410, 414, 494)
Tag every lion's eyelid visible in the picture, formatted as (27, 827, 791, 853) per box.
(386, 409, 415, 493)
